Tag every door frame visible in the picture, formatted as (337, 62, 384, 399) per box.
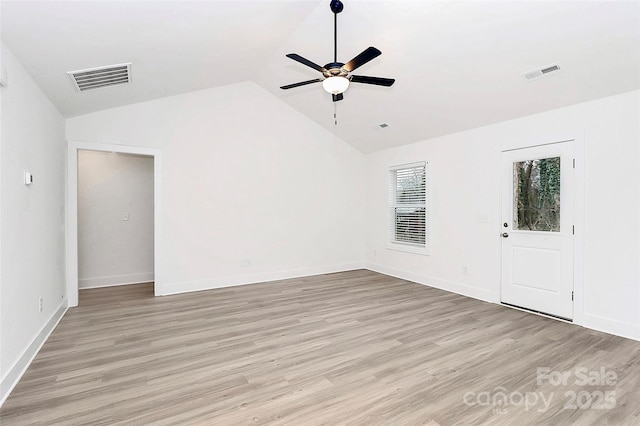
(500, 133, 585, 325)
(66, 141, 162, 307)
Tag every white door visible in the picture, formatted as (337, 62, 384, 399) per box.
(501, 141, 574, 320)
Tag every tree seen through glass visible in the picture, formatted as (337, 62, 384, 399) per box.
(513, 157, 560, 232)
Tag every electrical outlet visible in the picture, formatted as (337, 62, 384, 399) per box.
(38, 297, 43, 313)
(240, 259, 251, 267)
(462, 266, 468, 276)
(122, 212, 129, 221)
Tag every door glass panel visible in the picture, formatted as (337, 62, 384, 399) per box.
(513, 157, 560, 231)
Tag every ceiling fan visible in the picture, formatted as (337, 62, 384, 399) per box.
(280, 0, 395, 102)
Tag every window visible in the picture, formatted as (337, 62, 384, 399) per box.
(513, 157, 561, 232)
(389, 162, 428, 254)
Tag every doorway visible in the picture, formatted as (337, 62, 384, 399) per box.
(500, 141, 575, 320)
(77, 150, 154, 292)
(67, 141, 161, 307)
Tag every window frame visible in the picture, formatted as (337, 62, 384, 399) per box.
(387, 161, 430, 256)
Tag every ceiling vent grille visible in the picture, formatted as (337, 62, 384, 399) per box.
(68, 63, 131, 92)
(523, 63, 561, 81)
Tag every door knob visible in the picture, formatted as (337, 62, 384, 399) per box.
(502, 232, 509, 238)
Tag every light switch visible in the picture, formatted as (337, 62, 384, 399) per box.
(24, 172, 33, 185)
(123, 213, 129, 221)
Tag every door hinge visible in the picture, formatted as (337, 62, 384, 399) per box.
(573, 158, 575, 169)
(571, 291, 574, 301)
(572, 225, 575, 235)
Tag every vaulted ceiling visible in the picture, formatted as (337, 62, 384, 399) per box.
(2, 1, 639, 153)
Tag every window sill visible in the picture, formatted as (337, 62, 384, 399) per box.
(387, 243, 430, 256)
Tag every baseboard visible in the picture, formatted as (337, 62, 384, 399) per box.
(156, 263, 365, 296)
(366, 263, 496, 303)
(79, 272, 154, 289)
(580, 313, 640, 342)
(366, 264, 640, 342)
(0, 300, 68, 407)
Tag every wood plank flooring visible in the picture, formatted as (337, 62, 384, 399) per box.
(2, 270, 639, 425)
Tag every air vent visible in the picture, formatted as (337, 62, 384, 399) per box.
(379, 123, 389, 128)
(541, 65, 560, 74)
(68, 63, 131, 92)
(523, 63, 561, 81)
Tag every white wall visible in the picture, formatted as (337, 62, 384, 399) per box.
(78, 151, 154, 288)
(67, 81, 366, 296)
(0, 43, 67, 403)
(366, 90, 640, 341)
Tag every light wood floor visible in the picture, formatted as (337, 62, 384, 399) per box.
(2, 270, 639, 425)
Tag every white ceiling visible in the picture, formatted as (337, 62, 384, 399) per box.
(2, 0, 639, 153)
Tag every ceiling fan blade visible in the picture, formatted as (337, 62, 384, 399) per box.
(332, 93, 344, 102)
(285, 54, 327, 73)
(350, 75, 395, 87)
(343, 47, 382, 72)
(280, 79, 323, 90)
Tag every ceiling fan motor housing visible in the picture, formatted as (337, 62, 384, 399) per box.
(323, 62, 348, 78)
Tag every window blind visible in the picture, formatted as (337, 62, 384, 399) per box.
(389, 162, 427, 247)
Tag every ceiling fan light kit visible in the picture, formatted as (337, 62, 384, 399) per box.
(280, 0, 395, 102)
(323, 76, 350, 94)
